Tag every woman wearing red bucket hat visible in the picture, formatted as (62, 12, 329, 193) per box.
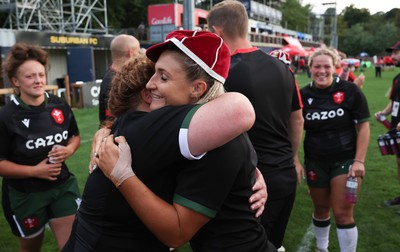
(64, 31, 275, 252)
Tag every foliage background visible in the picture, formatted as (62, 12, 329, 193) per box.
(0, 0, 399, 56)
(105, 0, 400, 57)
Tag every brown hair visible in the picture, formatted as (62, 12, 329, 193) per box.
(2, 43, 48, 85)
(108, 53, 155, 117)
(207, 0, 248, 40)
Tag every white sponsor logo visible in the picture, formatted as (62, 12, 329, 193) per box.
(22, 119, 30, 128)
(307, 98, 313, 105)
(151, 16, 173, 25)
(305, 108, 344, 121)
(26, 130, 68, 150)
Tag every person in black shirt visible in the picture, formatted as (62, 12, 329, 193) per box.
(0, 43, 81, 251)
(65, 31, 271, 252)
(99, 34, 140, 125)
(300, 47, 370, 252)
(375, 41, 400, 206)
(207, 1, 304, 251)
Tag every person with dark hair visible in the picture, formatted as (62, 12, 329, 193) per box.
(64, 31, 272, 252)
(0, 43, 81, 251)
(207, 1, 304, 251)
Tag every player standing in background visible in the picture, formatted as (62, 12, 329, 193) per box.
(300, 47, 370, 252)
(207, 1, 304, 251)
(0, 43, 81, 252)
(375, 41, 400, 206)
(99, 34, 140, 125)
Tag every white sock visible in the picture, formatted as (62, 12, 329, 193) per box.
(337, 225, 358, 252)
(313, 214, 330, 251)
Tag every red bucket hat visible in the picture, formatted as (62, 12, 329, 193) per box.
(386, 41, 400, 52)
(146, 30, 231, 84)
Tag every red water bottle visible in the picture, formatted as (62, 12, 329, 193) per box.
(384, 134, 394, 155)
(378, 135, 389, 155)
(389, 134, 399, 155)
(378, 114, 392, 129)
(396, 132, 400, 151)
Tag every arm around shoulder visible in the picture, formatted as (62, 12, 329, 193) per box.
(188, 92, 255, 155)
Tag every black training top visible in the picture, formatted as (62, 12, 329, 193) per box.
(65, 104, 271, 251)
(0, 93, 79, 193)
(300, 77, 370, 161)
(389, 73, 400, 128)
(99, 68, 116, 124)
(224, 48, 302, 200)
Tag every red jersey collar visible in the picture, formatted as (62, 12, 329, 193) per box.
(232, 47, 259, 56)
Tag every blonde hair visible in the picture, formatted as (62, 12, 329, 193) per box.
(308, 47, 338, 67)
(197, 81, 225, 104)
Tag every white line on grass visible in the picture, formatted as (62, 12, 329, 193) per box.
(80, 138, 93, 144)
(296, 222, 314, 252)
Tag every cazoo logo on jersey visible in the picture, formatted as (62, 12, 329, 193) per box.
(305, 108, 344, 121)
(26, 131, 68, 150)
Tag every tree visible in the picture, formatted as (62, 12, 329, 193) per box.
(107, 0, 170, 31)
(280, 0, 310, 32)
(342, 5, 371, 28)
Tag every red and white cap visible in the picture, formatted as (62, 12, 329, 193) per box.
(146, 30, 231, 84)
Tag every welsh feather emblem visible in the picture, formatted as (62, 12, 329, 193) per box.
(307, 170, 317, 182)
(23, 216, 38, 229)
(51, 108, 64, 124)
(333, 92, 344, 104)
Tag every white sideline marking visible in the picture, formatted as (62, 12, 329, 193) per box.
(385, 87, 391, 98)
(81, 138, 93, 144)
(296, 222, 314, 252)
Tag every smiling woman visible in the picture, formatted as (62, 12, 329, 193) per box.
(298, 47, 370, 252)
(63, 30, 273, 252)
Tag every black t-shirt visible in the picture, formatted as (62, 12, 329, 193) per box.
(389, 73, 400, 128)
(72, 106, 195, 252)
(182, 134, 271, 252)
(0, 93, 79, 192)
(300, 77, 370, 161)
(66, 104, 270, 252)
(225, 48, 301, 199)
(99, 68, 115, 124)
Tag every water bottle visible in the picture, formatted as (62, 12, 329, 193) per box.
(389, 134, 399, 155)
(378, 135, 389, 155)
(384, 134, 394, 155)
(345, 176, 358, 204)
(396, 132, 400, 152)
(378, 114, 392, 129)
